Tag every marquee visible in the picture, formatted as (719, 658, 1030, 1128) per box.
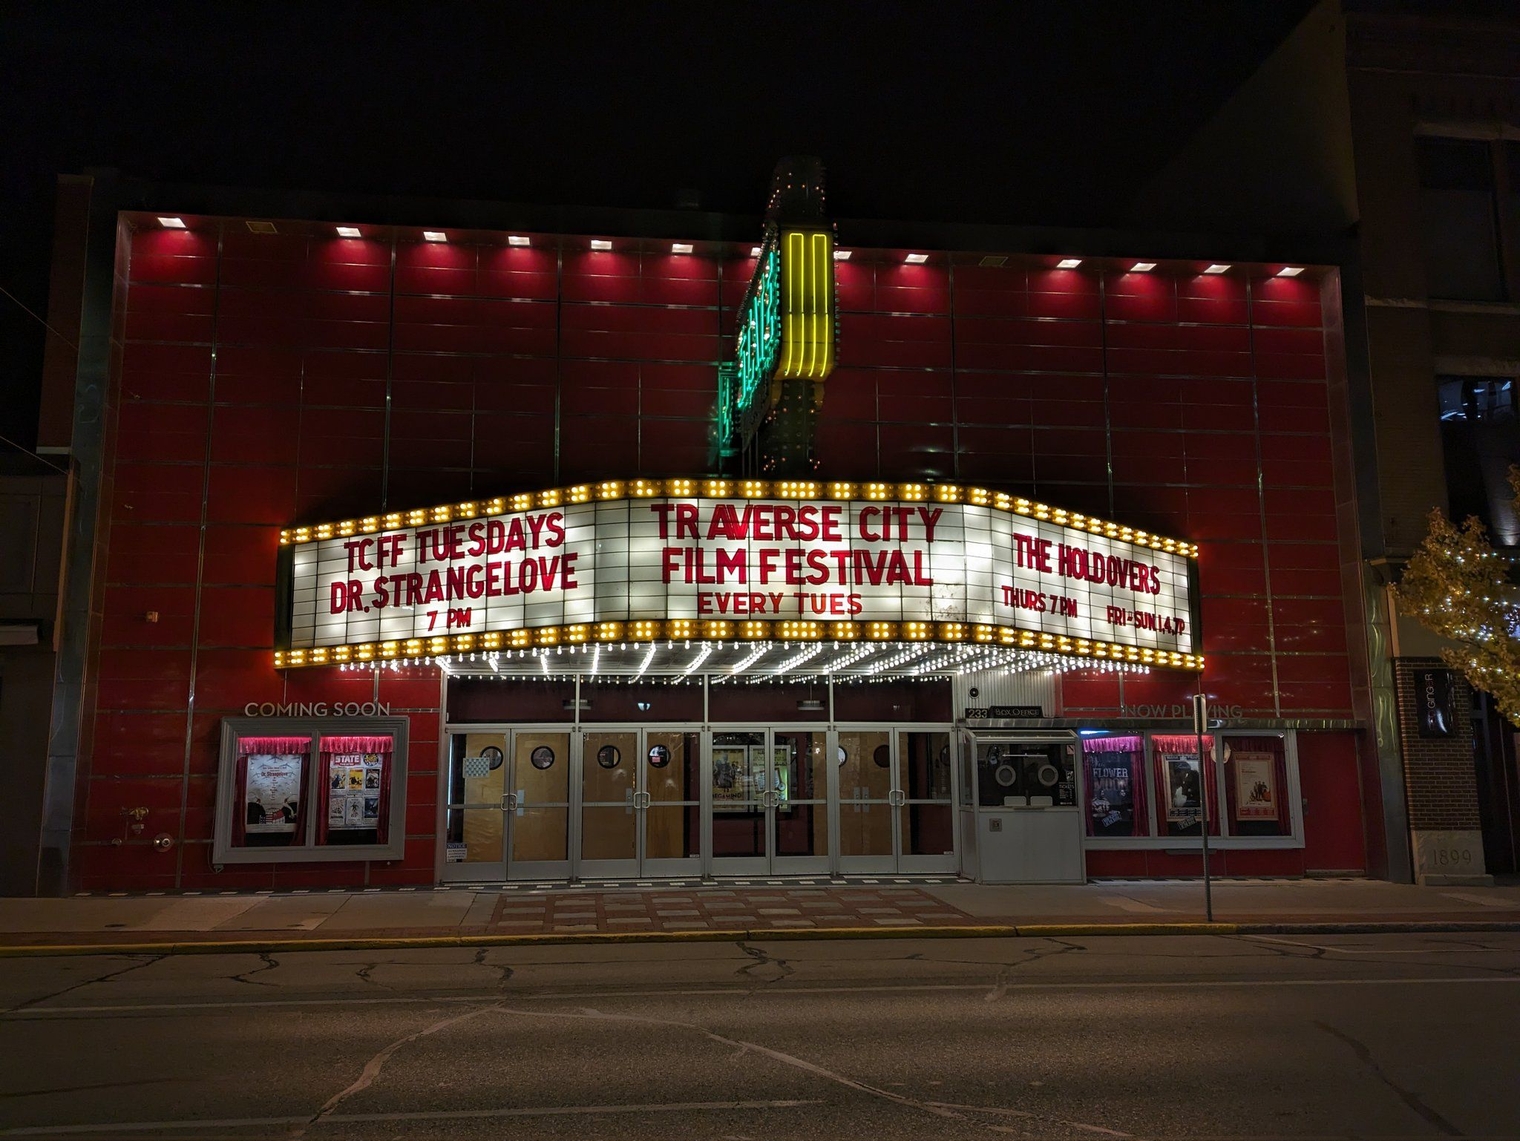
(276, 479, 1201, 672)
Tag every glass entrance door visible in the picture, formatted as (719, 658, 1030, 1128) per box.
(837, 729, 957, 873)
(838, 729, 896, 873)
(709, 729, 831, 875)
(896, 730, 957, 872)
(579, 728, 703, 878)
(442, 728, 571, 881)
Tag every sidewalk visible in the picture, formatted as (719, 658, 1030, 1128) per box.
(2, 878, 1519, 955)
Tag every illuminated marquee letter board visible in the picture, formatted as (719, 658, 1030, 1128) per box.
(277, 481, 1202, 670)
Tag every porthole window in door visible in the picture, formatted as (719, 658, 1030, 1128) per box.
(530, 745, 556, 770)
(647, 744, 670, 769)
(481, 745, 503, 771)
(872, 744, 891, 768)
(596, 744, 621, 769)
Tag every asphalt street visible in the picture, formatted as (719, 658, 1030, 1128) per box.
(0, 933, 1516, 1139)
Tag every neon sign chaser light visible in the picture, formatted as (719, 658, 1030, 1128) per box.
(276, 479, 1202, 671)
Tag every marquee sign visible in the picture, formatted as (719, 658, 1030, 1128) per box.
(276, 479, 1201, 671)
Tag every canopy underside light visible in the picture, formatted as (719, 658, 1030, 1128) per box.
(327, 640, 1164, 680)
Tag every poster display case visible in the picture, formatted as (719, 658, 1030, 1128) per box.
(213, 716, 409, 865)
(1077, 729, 1303, 850)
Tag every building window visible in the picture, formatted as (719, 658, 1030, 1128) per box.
(1436, 375, 1520, 545)
(1416, 137, 1506, 302)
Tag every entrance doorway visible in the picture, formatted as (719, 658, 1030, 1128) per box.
(709, 728, 831, 875)
(837, 729, 957, 873)
(442, 728, 572, 881)
(579, 729, 702, 878)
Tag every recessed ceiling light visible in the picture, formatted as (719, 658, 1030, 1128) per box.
(336, 226, 362, 238)
(1277, 265, 1304, 277)
(671, 242, 693, 254)
(833, 249, 851, 261)
(591, 239, 613, 251)
(979, 255, 1007, 267)
(245, 221, 277, 235)
(508, 235, 530, 247)
(158, 217, 186, 229)
(905, 253, 928, 264)
(1203, 264, 1230, 274)
(750, 246, 762, 257)
(1056, 258, 1082, 269)
(1131, 261, 1157, 272)
(423, 231, 447, 242)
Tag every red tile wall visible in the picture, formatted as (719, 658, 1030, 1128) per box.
(81, 220, 1359, 889)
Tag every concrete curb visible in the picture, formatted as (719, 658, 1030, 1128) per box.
(0, 919, 1517, 958)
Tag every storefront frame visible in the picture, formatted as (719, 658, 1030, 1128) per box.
(436, 714, 961, 882)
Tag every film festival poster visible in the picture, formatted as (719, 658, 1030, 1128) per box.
(1233, 750, 1279, 820)
(244, 754, 302, 833)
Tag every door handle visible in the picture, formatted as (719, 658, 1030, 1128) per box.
(633, 791, 651, 809)
(888, 789, 905, 806)
(502, 792, 518, 810)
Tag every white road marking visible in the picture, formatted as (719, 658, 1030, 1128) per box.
(0, 1100, 824, 1136)
(1242, 934, 1520, 955)
(5, 974, 1520, 1020)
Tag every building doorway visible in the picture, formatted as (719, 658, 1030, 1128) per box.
(837, 729, 958, 874)
(709, 728, 832, 876)
(442, 728, 572, 881)
(579, 728, 703, 878)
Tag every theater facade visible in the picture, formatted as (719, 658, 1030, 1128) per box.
(35, 164, 1382, 892)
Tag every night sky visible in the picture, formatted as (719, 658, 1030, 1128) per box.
(0, 1, 1319, 453)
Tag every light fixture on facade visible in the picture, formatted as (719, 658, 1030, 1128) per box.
(833, 249, 851, 261)
(904, 252, 928, 264)
(1203, 264, 1230, 274)
(1131, 261, 1157, 272)
(508, 235, 530, 247)
(336, 226, 362, 238)
(671, 242, 693, 254)
(591, 239, 613, 251)
(1277, 265, 1304, 277)
(158, 217, 186, 229)
(1056, 258, 1082, 269)
(797, 698, 825, 711)
(750, 246, 761, 257)
(423, 231, 447, 242)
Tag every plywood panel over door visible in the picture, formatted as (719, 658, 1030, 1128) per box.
(462, 732, 505, 863)
(839, 730, 893, 857)
(513, 731, 569, 863)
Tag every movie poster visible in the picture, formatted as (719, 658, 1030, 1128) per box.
(1233, 752, 1278, 820)
(711, 745, 748, 810)
(1162, 753, 1203, 829)
(244, 754, 302, 833)
(328, 753, 384, 831)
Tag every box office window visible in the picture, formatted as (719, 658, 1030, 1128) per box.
(1081, 734, 1149, 838)
(213, 717, 408, 865)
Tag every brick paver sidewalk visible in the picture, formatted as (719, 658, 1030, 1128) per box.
(489, 886, 970, 934)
